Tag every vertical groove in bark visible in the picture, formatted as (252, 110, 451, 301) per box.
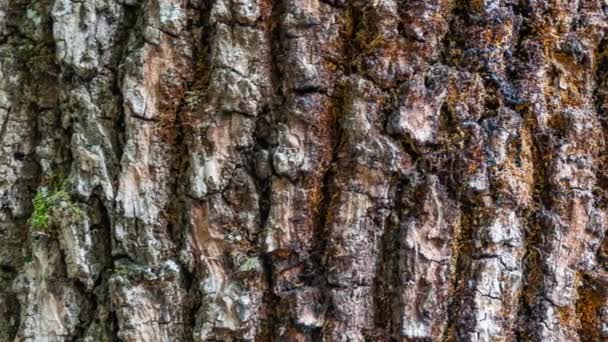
(265, 0, 344, 336)
(442, 1, 532, 340)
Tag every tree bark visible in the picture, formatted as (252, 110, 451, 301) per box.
(1, 0, 608, 341)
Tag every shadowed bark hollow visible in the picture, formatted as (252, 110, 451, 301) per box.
(1, 0, 608, 341)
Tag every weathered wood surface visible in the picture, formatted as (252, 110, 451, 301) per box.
(1, 0, 608, 340)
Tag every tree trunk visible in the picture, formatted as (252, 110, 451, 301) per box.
(1, 0, 608, 341)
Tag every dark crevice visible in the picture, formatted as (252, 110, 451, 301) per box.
(438, 2, 492, 340)
(175, 0, 226, 340)
(593, 36, 608, 269)
(260, 0, 287, 338)
(372, 177, 405, 338)
(443, 199, 476, 341)
(111, 1, 143, 166)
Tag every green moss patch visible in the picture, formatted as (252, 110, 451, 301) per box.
(29, 186, 85, 231)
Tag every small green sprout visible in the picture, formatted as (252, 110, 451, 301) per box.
(30, 189, 52, 230)
(29, 186, 85, 231)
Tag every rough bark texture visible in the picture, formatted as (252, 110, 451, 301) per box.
(2, 0, 608, 341)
